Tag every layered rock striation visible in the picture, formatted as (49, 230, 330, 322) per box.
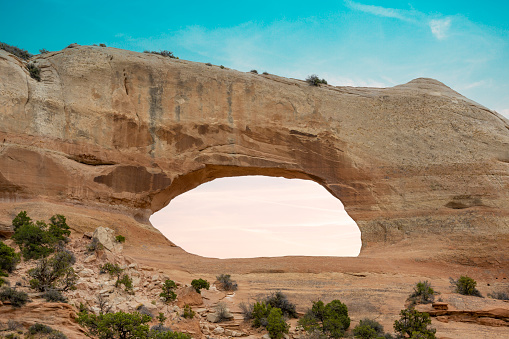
(0, 46, 508, 264)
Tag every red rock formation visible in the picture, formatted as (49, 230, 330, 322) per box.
(0, 46, 508, 265)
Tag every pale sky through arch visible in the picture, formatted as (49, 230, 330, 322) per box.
(150, 176, 362, 259)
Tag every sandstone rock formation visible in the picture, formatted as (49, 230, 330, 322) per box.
(0, 45, 508, 265)
(92, 226, 122, 253)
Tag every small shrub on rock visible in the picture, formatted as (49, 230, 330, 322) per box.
(116, 274, 134, 293)
(214, 302, 232, 322)
(115, 235, 126, 243)
(0, 42, 32, 60)
(252, 301, 271, 328)
(191, 278, 209, 293)
(182, 304, 195, 319)
(100, 262, 123, 276)
(393, 309, 436, 339)
(298, 299, 350, 339)
(43, 289, 68, 303)
(265, 291, 297, 318)
(27, 63, 41, 81)
(144, 50, 177, 58)
(250, 69, 258, 74)
(450, 276, 482, 297)
(160, 279, 177, 302)
(306, 74, 327, 86)
(267, 307, 289, 339)
(488, 290, 509, 300)
(39, 48, 49, 54)
(0, 286, 30, 307)
(28, 323, 53, 334)
(137, 304, 154, 318)
(409, 281, 435, 305)
(29, 249, 77, 292)
(216, 274, 238, 291)
(87, 237, 104, 252)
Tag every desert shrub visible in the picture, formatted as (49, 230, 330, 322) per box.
(216, 274, 238, 291)
(306, 74, 327, 86)
(409, 281, 435, 305)
(39, 48, 49, 54)
(28, 323, 54, 334)
(393, 309, 436, 339)
(87, 238, 104, 252)
(149, 331, 191, 339)
(266, 307, 289, 339)
(214, 302, 231, 322)
(48, 331, 68, 339)
(353, 318, 385, 338)
(96, 294, 113, 315)
(0, 241, 20, 273)
(78, 310, 152, 338)
(115, 235, 126, 243)
(182, 304, 195, 319)
(136, 304, 154, 318)
(250, 69, 258, 74)
(0, 286, 30, 307)
(220, 65, 225, 69)
(7, 319, 23, 330)
(298, 299, 350, 339)
(150, 323, 172, 333)
(160, 279, 177, 302)
(191, 278, 209, 293)
(29, 250, 77, 292)
(450, 276, 482, 297)
(252, 301, 271, 327)
(117, 274, 134, 293)
(0, 42, 32, 60)
(27, 63, 41, 81)
(157, 312, 167, 325)
(43, 288, 68, 303)
(240, 301, 254, 320)
(205, 62, 212, 66)
(488, 291, 509, 300)
(100, 262, 124, 276)
(99, 43, 107, 47)
(0, 277, 7, 287)
(144, 50, 177, 58)
(11, 212, 71, 260)
(265, 291, 297, 318)
(263, 71, 269, 75)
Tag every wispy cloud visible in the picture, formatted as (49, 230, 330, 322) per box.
(429, 18, 451, 40)
(344, 0, 411, 21)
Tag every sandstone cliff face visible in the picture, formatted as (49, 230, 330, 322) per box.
(0, 46, 508, 264)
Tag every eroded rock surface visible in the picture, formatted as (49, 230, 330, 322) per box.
(0, 46, 508, 265)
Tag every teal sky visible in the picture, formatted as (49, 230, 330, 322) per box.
(2, 0, 509, 117)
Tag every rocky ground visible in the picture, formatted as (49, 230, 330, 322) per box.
(1, 229, 508, 338)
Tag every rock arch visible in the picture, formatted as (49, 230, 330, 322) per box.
(0, 46, 508, 265)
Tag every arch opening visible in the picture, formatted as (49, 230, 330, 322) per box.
(150, 175, 362, 259)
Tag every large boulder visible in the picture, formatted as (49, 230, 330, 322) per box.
(92, 227, 122, 253)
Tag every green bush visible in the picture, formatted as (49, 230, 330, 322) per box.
(87, 238, 105, 252)
(216, 274, 238, 291)
(100, 262, 124, 277)
(267, 307, 289, 339)
(353, 319, 385, 338)
(393, 309, 436, 339)
(29, 250, 77, 292)
(78, 310, 151, 338)
(409, 281, 435, 305)
(11, 212, 71, 260)
(99, 43, 107, 47)
(191, 278, 209, 293)
(306, 74, 327, 86)
(252, 301, 271, 327)
(0, 42, 32, 60)
(250, 69, 258, 74)
(160, 279, 177, 302)
(0, 241, 20, 274)
(116, 274, 134, 293)
(115, 235, 126, 243)
(43, 289, 68, 303)
(488, 291, 509, 300)
(0, 286, 30, 307)
(27, 63, 41, 81)
(265, 291, 297, 318)
(182, 304, 195, 319)
(450, 276, 482, 297)
(39, 48, 49, 54)
(28, 323, 54, 334)
(298, 299, 350, 339)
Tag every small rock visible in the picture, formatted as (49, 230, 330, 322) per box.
(84, 255, 96, 264)
(80, 268, 94, 277)
(213, 326, 225, 335)
(262, 334, 271, 339)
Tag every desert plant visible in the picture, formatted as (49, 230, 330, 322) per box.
(157, 312, 167, 325)
(488, 290, 509, 300)
(214, 302, 231, 322)
(252, 301, 271, 328)
(7, 319, 23, 330)
(100, 262, 123, 276)
(78, 310, 152, 338)
(450, 276, 482, 297)
(116, 274, 134, 293)
(28, 250, 77, 292)
(39, 48, 49, 54)
(0, 277, 7, 287)
(240, 301, 254, 320)
(216, 274, 238, 291)
(265, 291, 297, 318)
(115, 235, 126, 243)
(136, 304, 154, 318)
(250, 69, 258, 74)
(306, 74, 327, 86)
(0, 241, 19, 274)
(191, 278, 209, 293)
(160, 279, 177, 302)
(0, 42, 32, 60)
(97, 294, 113, 314)
(48, 214, 71, 243)
(144, 50, 177, 58)
(298, 299, 350, 339)
(262, 71, 269, 75)
(353, 318, 385, 338)
(43, 288, 68, 303)
(27, 63, 41, 81)
(0, 287, 30, 307)
(266, 307, 289, 339)
(12, 211, 32, 231)
(393, 309, 436, 339)
(182, 304, 195, 319)
(87, 237, 105, 252)
(28, 323, 54, 334)
(409, 281, 435, 305)
(205, 62, 212, 66)
(99, 43, 106, 47)
(220, 65, 225, 69)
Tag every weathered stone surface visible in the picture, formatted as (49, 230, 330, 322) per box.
(92, 227, 122, 253)
(0, 46, 508, 264)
